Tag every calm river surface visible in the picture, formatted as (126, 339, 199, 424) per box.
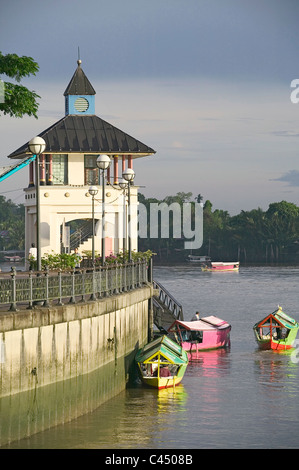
(4, 265, 299, 449)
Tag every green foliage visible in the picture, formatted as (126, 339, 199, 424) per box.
(29, 249, 155, 271)
(0, 51, 40, 118)
(138, 192, 299, 264)
(1, 192, 299, 264)
(83, 249, 155, 266)
(0, 195, 25, 250)
(41, 252, 78, 270)
(28, 252, 78, 270)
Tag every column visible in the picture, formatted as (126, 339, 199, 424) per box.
(40, 154, 46, 186)
(113, 155, 118, 184)
(128, 155, 133, 169)
(29, 161, 34, 187)
(47, 154, 53, 185)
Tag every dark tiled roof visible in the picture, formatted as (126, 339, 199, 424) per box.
(64, 62, 96, 96)
(8, 115, 156, 158)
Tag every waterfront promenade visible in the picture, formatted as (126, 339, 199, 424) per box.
(0, 259, 153, 446)
(0, 260, 149, 313)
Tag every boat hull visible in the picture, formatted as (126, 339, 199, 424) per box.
(254, 338, 294, 351)
(182, 327, 231, 357)
(253, 330, 297, 351)
(141, 368, 187, 390)
(201, 262, 239, 272)
(168, 316, 231, 359)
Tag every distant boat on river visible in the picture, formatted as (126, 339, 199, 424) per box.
(201, 261, 240, 272)
(187, 254, 211, 265)
(4, 255, 23, 262)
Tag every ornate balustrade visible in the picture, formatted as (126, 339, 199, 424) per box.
(0, 260, 150, 311)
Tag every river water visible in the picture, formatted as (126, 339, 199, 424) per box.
(4, 265, 299, 449)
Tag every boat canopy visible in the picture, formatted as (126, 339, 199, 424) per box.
(254, 307, 299, 330)
(170, 316, 230, 332)
(135, 335, 188, 365)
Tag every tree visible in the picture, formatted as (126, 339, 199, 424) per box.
(0, 51, 40, 118)
(0, 196, 25, 251)
(137, 192, 299, 264)
(265, 201, 299, 261)
(195, 193, 203, 203)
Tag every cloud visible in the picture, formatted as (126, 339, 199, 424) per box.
(272, 131, 299, 137)
(271, 170, 299, 187)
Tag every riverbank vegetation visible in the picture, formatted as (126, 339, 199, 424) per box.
(1, 193, 299, 264)
(0, 195, 24, 252)
(138, 192, 299, 264)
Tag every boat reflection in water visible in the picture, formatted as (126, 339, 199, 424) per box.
(186, 347, 231, 378)
(156, 385, 188, 414)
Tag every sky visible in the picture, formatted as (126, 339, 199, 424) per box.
(1, 0, 299, 214)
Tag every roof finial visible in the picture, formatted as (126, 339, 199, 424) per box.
(77, 46, 82, 66)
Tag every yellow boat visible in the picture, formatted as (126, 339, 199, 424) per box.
(135, 335, 189, 390)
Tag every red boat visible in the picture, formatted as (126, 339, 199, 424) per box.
(4, 255, 22, 262)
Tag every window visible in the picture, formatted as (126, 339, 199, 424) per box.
(84, 155, 99, 185)
(52, 155, 68, 185)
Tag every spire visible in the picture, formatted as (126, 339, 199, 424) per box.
(64, 60, 96, 96)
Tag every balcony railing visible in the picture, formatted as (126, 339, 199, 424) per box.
(1, 260, 150, 312)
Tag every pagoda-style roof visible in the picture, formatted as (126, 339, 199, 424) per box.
(8, 114, 156, 159)
(64, 60, 96, 96)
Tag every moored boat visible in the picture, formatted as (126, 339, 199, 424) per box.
(253, 306, 299, 351)
(201, 262, 239, 272)
(187, 254, 211, 265)
(4, 255, 22, 262)
(168, 316, 231, 359)
(135, 335, 188, 389)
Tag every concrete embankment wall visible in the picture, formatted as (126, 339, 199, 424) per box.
(0, 286, 152, 446)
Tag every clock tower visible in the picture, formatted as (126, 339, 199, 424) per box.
(64, 59, 96, 115)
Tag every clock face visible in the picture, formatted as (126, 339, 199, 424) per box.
(74, 97, 89, 112)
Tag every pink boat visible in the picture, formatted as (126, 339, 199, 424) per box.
(168, 316, 231, 359)
(201, 262, 239, 272)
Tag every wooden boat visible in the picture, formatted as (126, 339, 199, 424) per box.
(253, 306, 299, 351)
(4, 255, 22, 262)
(201, 261, 239, 272)
(168, 316, 231, 359)
(135, 335, 188, 390)
(187, 254, 211, 265)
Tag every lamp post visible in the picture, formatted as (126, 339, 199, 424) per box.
(88, 185, 98, 267)
(119, 178, 127, 254)
(122, 168, 135, 262)
(96, 155, 111, 265)
(28, 136, 46, 272)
